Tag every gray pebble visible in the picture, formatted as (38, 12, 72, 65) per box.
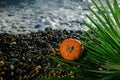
(8, 14, 14, 16)
(10, 72, 14, 76)
(22, 57, 25, 61)
(8, 58, 19, 62)
(0, 61, 5, 66)
(28, 58, 31, 62)
(34, 24, 42, 29)
(10, 64, 14, 70)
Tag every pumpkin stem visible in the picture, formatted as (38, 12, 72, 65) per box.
(68, 46, 74, 52)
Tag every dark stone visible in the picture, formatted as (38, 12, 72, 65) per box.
(8, 14, 14, 16)
(22, 16, 28, 19)
(44, 27, 52, 32)
(8, 58, 19, 62)
(34, 24, 42, 29)
(16, 68, 23, 75)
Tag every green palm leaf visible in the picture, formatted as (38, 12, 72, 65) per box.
(83, 0, 120, 79)
(47, 0, 120, 80)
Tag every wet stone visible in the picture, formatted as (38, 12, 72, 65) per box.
(8, 14, 14, 17)
(34, 24, 42, 29)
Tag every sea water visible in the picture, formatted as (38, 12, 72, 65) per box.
(0, 0, 111, 34)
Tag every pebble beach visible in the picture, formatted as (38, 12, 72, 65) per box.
(0, 0, 117, 79)
(0, 28, 87, 79)
(0, 1, 91, 79)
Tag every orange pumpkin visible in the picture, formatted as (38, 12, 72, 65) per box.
(59, 39, 84, 61)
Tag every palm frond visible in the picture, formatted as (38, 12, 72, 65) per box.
(47, 0, 120, 80)
(83, 0, 120, 79)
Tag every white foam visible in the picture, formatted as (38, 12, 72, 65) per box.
(0, 0, 113, 34)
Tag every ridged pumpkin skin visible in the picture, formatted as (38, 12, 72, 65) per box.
(60, 39, 84, 61)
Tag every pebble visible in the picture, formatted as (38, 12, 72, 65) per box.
(34, 65, 41, 72)
(10, 64, 14, 70)
(16, 68, 23, 74)
(8, 58, 19, 62)
(0, 61, 5, 66)
(8, 13, 14, 16)
(34, 24, 42, 29)
(10, 72, 14, 76)
(28, 58, 31, 62)
(0, 77, 3, 80)
(22, 57, 25, 61)
(18, 62, 24, 66)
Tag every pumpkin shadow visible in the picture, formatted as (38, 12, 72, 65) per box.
(76, 48, 88, 62)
